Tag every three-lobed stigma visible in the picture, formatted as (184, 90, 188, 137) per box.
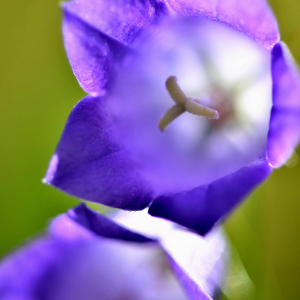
(158, 76, 219, 132)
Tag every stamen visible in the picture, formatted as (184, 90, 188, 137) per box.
(165, 76, 187, 105)
(159, 104, 185, 132)
(185, 98, 219, 119)
(158, 76, 219, 131)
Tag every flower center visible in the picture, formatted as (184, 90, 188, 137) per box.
(158, 76, 219, 132)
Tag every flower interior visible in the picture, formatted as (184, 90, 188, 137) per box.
(102, 17, 272, 196)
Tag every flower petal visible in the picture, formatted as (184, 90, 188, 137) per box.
(149, 157, 272, 235)
(165, 229, 227, 300)
(63, 203, 156, 243)
(267, 42, 300, 168)
(63, 10, 127, 94)
(44, 96, 153, 210)
(62, 0, 165, 94)
(0, 209, 187, 300)
(0, 237, 69, 299)
(0, 239, 164, 300)
(165, 0, 279, 50)
(115, 210, 228, 299)
(63, 0, 165, 44)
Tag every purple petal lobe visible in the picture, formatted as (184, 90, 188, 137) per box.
(149, 157, 272, 235)
(63, 10, 127, 94)
(63, 0, 165, 44)
(166, 0, 279, 49)
(0, 237, 70, 300)
(0, 211, 187, 300)
(267, 42, 300, 168)
(62, 0, 165, 94)
(44, 96, 153, 210)
(0, 238, 163, 300)
(66, 203, 156, 243)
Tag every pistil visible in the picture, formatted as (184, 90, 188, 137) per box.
(158, 76, 219, 132)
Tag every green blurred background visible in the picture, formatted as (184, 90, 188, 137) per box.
(0, 1, 299, 299)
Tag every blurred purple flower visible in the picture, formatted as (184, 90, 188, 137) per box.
(44, 0, 300, 234)
(0, 204, 228, 300)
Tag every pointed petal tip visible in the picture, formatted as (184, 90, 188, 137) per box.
(149, 158, 272, 235)
(44, 154, 59, 184)
(45, 96, 154, 211)
(267, 42, 300, 168)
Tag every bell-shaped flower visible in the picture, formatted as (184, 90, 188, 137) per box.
(45, 0, 300, 234)
(0, 204, 228, 300)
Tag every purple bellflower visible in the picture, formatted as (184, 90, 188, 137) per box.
(0, 203, 228, 300)
(44, 0, 300, 235)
